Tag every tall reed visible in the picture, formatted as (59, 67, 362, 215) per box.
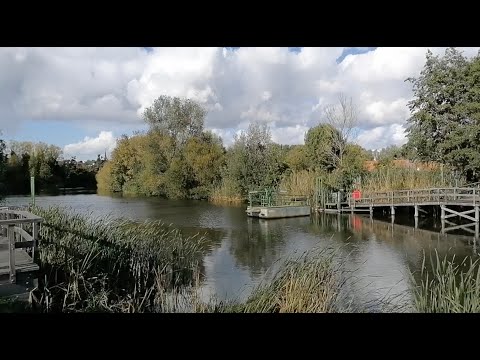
(410, 251, 480, 313)
(279, 169, 317, 201)
(361, 165, 456, 192)
(210, 177, 244, 205)
(29, 206, 207, 312)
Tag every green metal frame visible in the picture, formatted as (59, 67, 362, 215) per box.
(248, 187, 309, 208)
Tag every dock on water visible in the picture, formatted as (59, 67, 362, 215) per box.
(316, 187, 480, 236)
(0, 207, 43, 297)
(246, 188, 311, 219)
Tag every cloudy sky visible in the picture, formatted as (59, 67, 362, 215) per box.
(1, 47, 479, 160)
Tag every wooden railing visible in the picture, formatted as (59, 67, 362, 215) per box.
(0, 208, 43, 284)
(348, 188, 480, 207)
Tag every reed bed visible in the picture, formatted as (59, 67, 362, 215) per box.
(170, 247, 408, 313)
(410, 251, 480, 313)
(361, 166, 456, 192)
(279, 170, 317, 203)
(210, 177, 245, 205)
(28, 206, 207, 312)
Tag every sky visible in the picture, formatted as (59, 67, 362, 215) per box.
(1, 47, 479, 161)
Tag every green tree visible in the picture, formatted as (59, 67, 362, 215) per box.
(143, 95, 206, 148)
(285, 145, 309, 172)
(184, 131, 225, 199)
(304, 124, 341, 171)
(406, 47, 480, 181)
(225, 122, 282, 195)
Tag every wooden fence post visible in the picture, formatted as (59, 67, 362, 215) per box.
(8, 224, 16, 284)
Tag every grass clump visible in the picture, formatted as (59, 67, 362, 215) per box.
(410, 251, 480, 313)
(28, 205, 207, 312)
(239, 249, 343, 313)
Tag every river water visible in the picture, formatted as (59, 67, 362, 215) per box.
(3, 193, 479, 307)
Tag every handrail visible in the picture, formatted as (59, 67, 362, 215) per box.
(0, 207, 42, 284)
(347, 187, 480, 206)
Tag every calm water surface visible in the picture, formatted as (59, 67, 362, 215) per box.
(4, 194, 479, 305)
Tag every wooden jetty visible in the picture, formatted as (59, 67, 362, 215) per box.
(0, 207, 43, 296)
(246, 188, 311, 219)
(316, 187, 480, 236)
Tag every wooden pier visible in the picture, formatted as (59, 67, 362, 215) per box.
(0, 207, 43, 294)
(317, 187, 480, 236)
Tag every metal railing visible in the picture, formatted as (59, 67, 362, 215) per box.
(248, 189, 309, 207)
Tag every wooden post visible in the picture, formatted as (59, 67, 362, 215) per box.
(475, 222, 479, 244)
(441, 218, 446, 234)
(31, 176, 35, 206)
(414, 205, 419, 218)
(337, 191, 341, 213)
(369, 205, 373, 218)
(414, 216, 419, 229)
(475, 206, 479, 223)
(440, 205, 445, 219)
(32, 221, 39, 260)
(391, 206, 395, 216)
(8, 224, 15, 284)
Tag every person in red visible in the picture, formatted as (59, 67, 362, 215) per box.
(352, 189, 361, 200)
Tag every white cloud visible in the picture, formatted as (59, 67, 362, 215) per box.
(63, 131, 117, 160)
(271, 125, 308, 145)
(1, 47, 480, 158)
(356, 124, 408, 150)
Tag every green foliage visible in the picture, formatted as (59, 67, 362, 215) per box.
(285, 145, 309, 172)
(361, 164, 455, 192)
(97, 134, 224, 199)
(0, 139, 100, 195)
(29, 206, 206, 312)
(143, 95, 206, 148)
(220, 122, 286, 197)
(411, 252, 480, 313)
(406, 47, 480, 181)
(339, 143, 369, 189)
(304, 124, 342, 171)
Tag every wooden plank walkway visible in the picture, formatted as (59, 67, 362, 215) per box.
(0, 208, 43, 287)
(349, 187, 480, 208)
(0, 236, 38, 277)
(317, 187, 480, 232)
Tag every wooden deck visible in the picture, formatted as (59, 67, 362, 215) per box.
(320, 187, 480, 210)
(0, 208, 43, 287)
(318, 188, 480, 233)
(351, 187, 480, 207)
(0, 237, 38, 276)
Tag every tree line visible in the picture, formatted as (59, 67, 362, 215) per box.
(0, 139, 105, 196)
